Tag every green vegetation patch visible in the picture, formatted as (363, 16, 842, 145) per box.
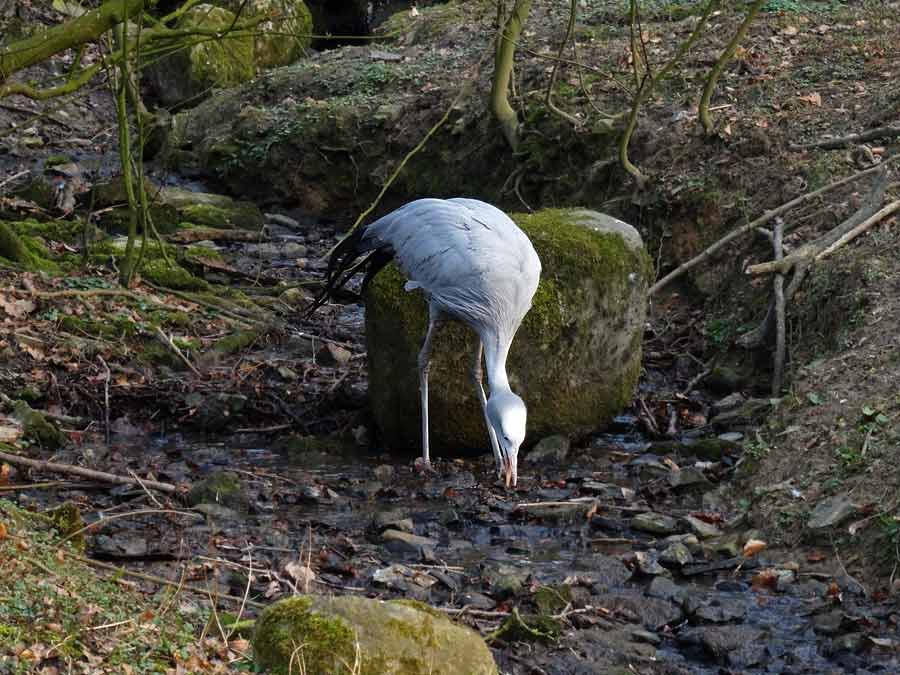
(0, 499, 223, 673)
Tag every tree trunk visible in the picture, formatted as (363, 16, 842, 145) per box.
(491, 0, 533, 151)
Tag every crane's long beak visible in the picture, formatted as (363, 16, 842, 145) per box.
(504, 463, 513, 488)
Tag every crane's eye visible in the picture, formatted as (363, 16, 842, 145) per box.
(503, 434, 511, 444)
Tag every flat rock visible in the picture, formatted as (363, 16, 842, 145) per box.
(808, 495, 857, 529)
(525, 434, 571, 464)
(631, 512, 681, 535)
(659, 542, 694, 566)
(382, 529, 437, 548)
(593, 593, 683, 631)
(683, 514, 723, 539)
(677, 625, 767, 668)
(647, 576, 688, 604)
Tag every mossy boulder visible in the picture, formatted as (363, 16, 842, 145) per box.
(252, 595, 498, 674)
(218, 0, 312, 68)
(91, 179, 264, 234)
(187, 470, 250, 512)
(365, 209, 651, 453)
(144, 4, 255, 108)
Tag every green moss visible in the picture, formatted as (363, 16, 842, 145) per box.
(10, 218, 83, 243)
(59, 314, 139, 339)
(212, 329, 260, 354)
(13, 401, 67, 450)
(532, 585, 572, 614)
(46, 502, 86, 552)
(187, 470, 249, 511)
(0, 500, 207, 671)
(253, 596, 356, 674)
(0, 221, 60, 272)
(182, 5, 255, 89)
(253, 595, 498, 674)
(136, 342, 184, 369)
(488, 607, 561, 644)
(146, 308, 191, 329)
(44, 154, 72, 167)
(221, 0, 313, 69)
(141, 258, 209, 291)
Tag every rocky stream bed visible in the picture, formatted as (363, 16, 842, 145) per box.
(0, 203, 898, 673)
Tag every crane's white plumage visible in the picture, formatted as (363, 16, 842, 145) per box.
(321, 197, 541, 487)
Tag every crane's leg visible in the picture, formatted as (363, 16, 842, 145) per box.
(418, 308, 444, 471)
(471, 340, 503, 478)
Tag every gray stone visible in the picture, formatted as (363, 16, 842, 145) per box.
(668, 466, 711, 489)
(712, 392, 745, 415)
(364, 209, 651, 452)
(647, 576, 688, 604)
(459, 592, 497, 610)
(659, 542, 694, 566)
(677, 626, 766, 668)
(382, 529, 437, 548)
(593, 593, 683, 631)
(574, 554, 632, 591)
(581, 481, 635, 501)
(631, 512, 681, 535)
(683, 514, 723, 539)
(525, 435, 571, 464)
(633, 551, 668, 576)
(808, 495, 857, 529)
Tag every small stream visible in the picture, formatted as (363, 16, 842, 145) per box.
(40, 420, 896, 675)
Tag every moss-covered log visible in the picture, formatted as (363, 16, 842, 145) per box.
(365, 209, 652, 453)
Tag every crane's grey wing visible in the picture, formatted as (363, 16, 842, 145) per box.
(360, 198, 541, 328)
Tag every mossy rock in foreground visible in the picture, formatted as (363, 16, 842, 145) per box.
(366, 209, 652, 453)
(253, 595, 497, 674)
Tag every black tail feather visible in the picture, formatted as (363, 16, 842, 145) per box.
(303, 226, 393, 318)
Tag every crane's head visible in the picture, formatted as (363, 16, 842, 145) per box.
(486, 391, 527, 488)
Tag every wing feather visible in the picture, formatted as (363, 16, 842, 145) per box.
(361, 199, 541, 334)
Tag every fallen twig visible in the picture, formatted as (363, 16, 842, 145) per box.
(73, 555, 267, 608)
(0, 448, 180, 493)
(154, 326, 203, 377)
(747, 174, 894, 276)
(650, 157, 900, 295)
(772, 217, 786, 395)
(98, 356, 111, 445)
(789, 126, 900, 152)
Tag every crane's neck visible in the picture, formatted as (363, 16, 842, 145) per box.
(482, 332, 512, 395)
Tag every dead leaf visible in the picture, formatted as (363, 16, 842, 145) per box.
(0, 522, 7, 540)
(798, 92, 823, 106)
(742, 539, 767, 557)
(285, 560, 315, 590)
(0, 294, 36, 318)
(751, 568, 779, 590)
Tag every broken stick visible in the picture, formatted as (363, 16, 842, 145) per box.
(0, 449, 179, 493)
